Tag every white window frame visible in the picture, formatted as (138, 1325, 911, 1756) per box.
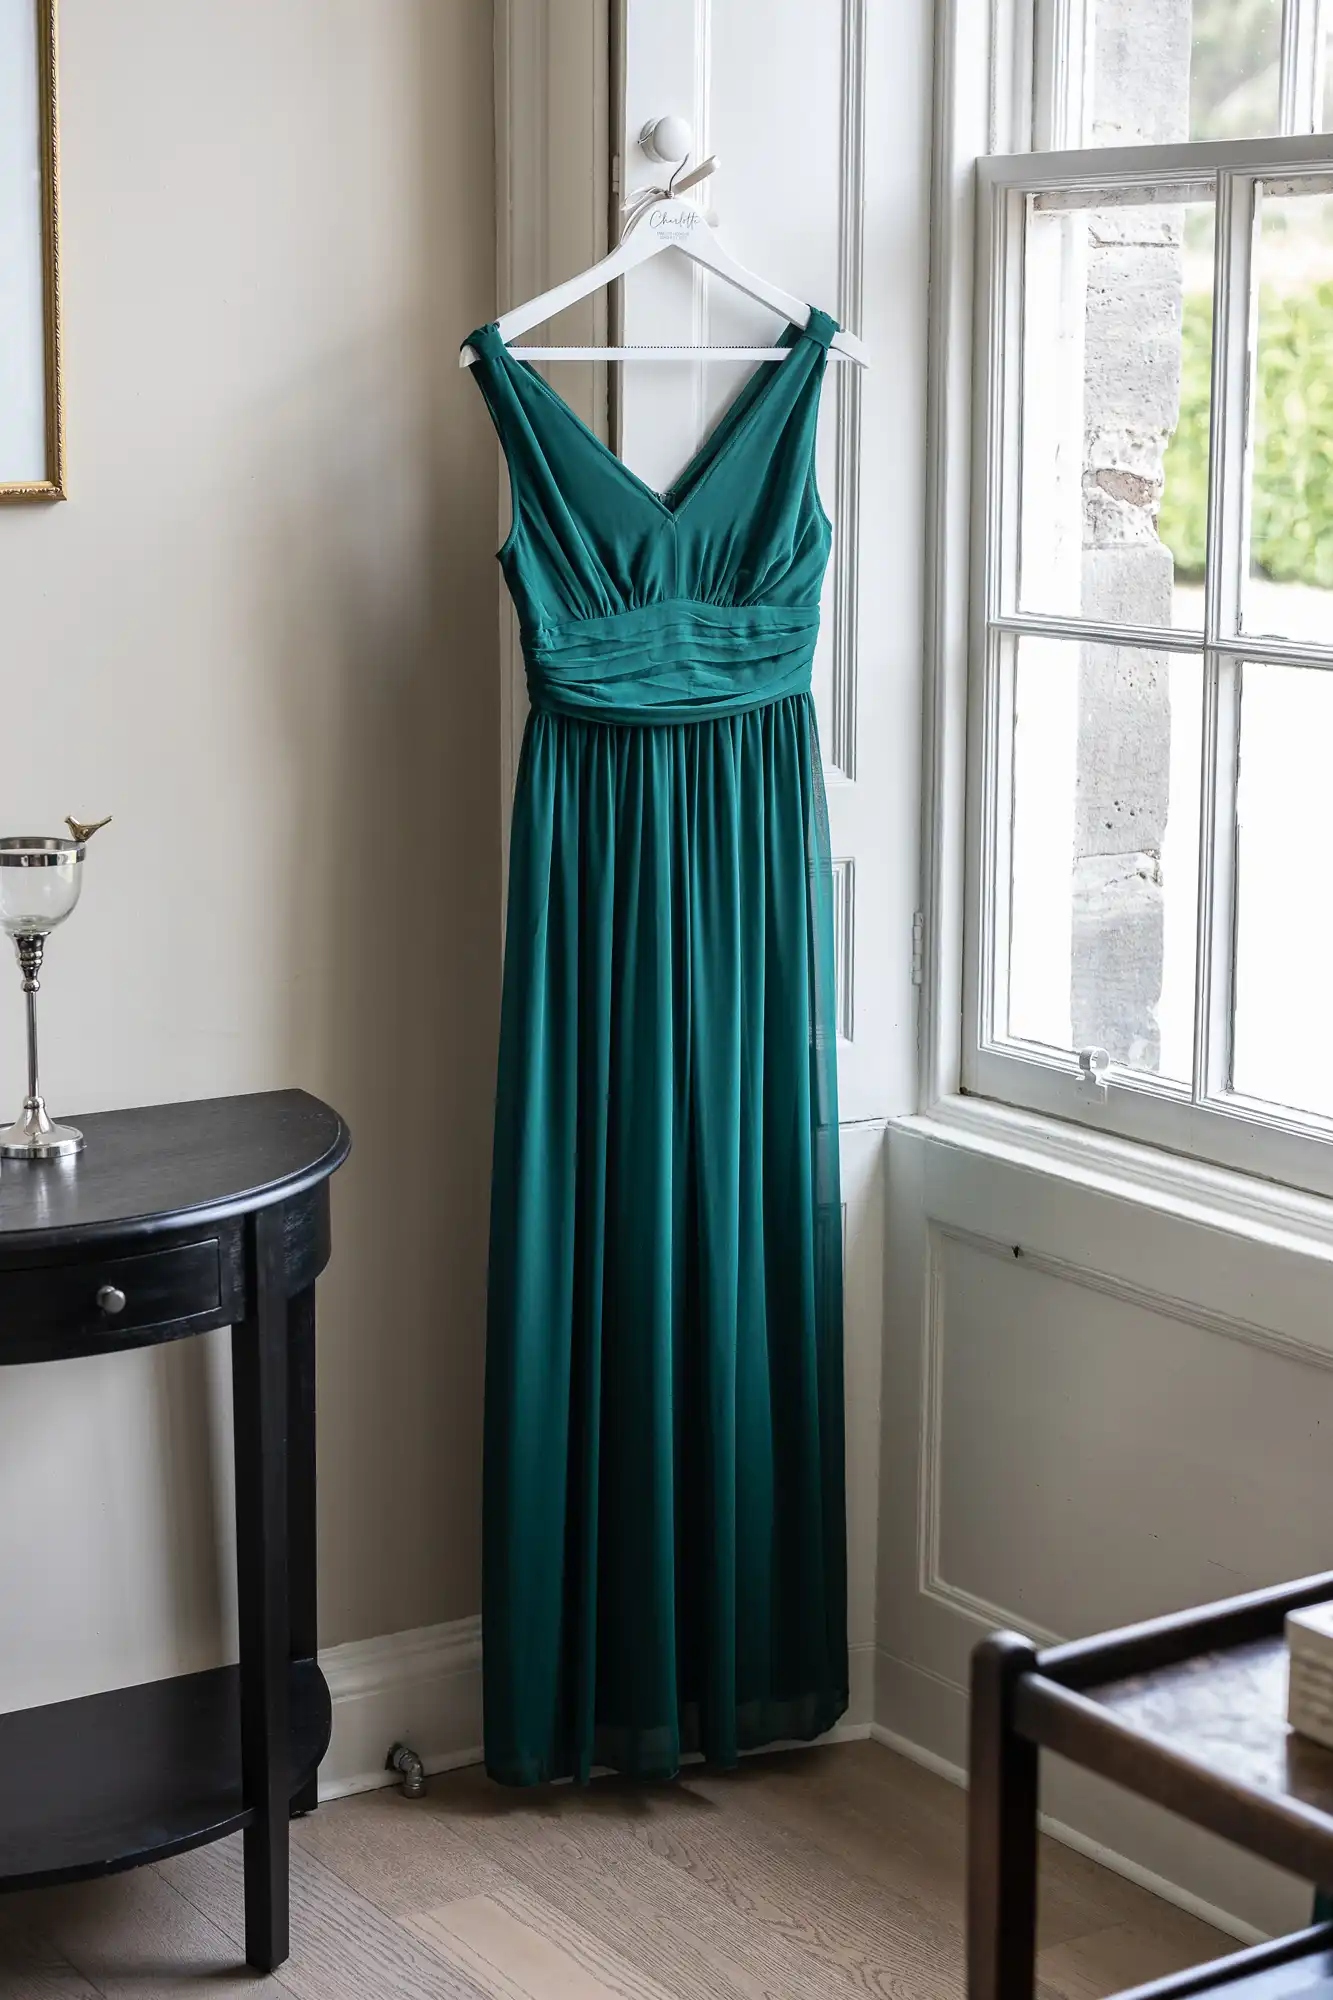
(968, 130, 1333, 1197)
(918, 0, 1333, 1203)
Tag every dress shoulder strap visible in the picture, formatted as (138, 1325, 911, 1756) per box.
(462, 323, 543, 470)
(666, 306, 839, 516)
(801, 307, 839, 351)
(462, 323, 606, 575)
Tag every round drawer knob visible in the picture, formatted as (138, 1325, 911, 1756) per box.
(97, 1284, 127, 1316)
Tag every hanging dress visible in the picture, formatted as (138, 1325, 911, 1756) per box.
(467, 309, 847, 1786)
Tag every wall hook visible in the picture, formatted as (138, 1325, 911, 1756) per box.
(639, 114, 694, 166)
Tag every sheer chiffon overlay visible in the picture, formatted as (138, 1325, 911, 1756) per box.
(467, 310, 847, 1785)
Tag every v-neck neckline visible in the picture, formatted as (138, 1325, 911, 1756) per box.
(492, 317, 813, 522)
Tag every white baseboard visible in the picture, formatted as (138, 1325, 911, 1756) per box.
(867, 1720, 969, 1792)
(316, 1617, 1287, 1954)
(318, 1615, 483, 1801)
(317, 1624, 875, 1801)
(866, 1722, 1267, 1947)
(873, 1646, 1308, 1939)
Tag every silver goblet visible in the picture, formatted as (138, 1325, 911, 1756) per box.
(0, 830, 100, 1159)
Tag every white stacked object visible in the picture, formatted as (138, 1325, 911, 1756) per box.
(1286, 1601, 1333, 1749)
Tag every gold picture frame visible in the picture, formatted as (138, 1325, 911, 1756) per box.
(1, 0, 64, 502)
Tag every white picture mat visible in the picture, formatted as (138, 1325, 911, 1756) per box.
(0, 0, 48, 484)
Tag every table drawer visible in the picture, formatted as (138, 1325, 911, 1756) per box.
(0, 1239, 222, 1346)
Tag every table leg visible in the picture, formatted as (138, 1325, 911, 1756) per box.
(232, 1204, 291, 1973)
(287, 1281, 319, 1816)
(967, 1632, 1039, 2000)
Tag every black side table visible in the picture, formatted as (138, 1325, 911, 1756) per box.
(0, 1089, 350, 1974)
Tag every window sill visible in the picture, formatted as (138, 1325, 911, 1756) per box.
(893, 1093, 1333, 1266)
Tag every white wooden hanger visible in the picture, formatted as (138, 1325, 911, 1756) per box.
(459, 153, 868, 370)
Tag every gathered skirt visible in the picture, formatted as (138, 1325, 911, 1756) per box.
(483, 690, 847, 1785)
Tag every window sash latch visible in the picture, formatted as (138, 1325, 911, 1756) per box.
(1077, 1046, 1111, 1099)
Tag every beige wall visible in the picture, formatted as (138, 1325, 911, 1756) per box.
(0, 0, 500, 1710)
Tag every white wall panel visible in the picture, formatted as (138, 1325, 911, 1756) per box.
(879, 1118, 1328, 1936)
(618, 0, 925, 1123)
(932, 1228, 1333, 1644)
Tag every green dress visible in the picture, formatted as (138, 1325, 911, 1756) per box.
(467, 309, 847, 1786)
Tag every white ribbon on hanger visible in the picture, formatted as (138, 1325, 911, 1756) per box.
(619, 155, 721, 237)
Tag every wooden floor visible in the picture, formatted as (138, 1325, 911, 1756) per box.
(0, 1740, 1231, 1998)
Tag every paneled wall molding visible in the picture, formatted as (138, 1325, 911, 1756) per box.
(827, 0, 867, 783)
(917, 1225, 1063, 1648)
(882, 1107, 1333, 1941)
(974, 1234, 1333, 1373)
(831, 857, 857, 1044)
(917, 1214, 1333, 1650)
(918, 1577, 1062, 1653)
(900, 1095, 1333, 1274)
(689, 0, 714, 440)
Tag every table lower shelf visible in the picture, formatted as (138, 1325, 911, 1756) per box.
(0, 1657, 331, 1891)
(1115, 1924, 1333, 1999)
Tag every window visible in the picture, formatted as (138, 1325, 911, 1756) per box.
(965, 0, 1333, 1193)
(1036, 0, 1331, 147)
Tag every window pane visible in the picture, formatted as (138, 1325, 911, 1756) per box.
(1188, 0, 1281, 140)
(1006, 636, 1201, 1083)
(1018, 195, 1214, 634)
(1080, 0, 1280, 147)
(1243, 186, 1333, 644)
(1233, 662, 1333, 1118)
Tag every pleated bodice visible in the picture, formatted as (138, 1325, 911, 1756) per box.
(464, 309, 838, 725)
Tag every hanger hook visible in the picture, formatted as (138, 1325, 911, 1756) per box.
(665, 152, 691, 199)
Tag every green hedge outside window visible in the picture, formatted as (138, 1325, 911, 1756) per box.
(1158, 285, 1333, 589)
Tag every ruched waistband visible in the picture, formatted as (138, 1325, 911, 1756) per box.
(523, 600, 821, 725)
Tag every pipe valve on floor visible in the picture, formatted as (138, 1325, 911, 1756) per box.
(386, 1742, 427, 1799)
